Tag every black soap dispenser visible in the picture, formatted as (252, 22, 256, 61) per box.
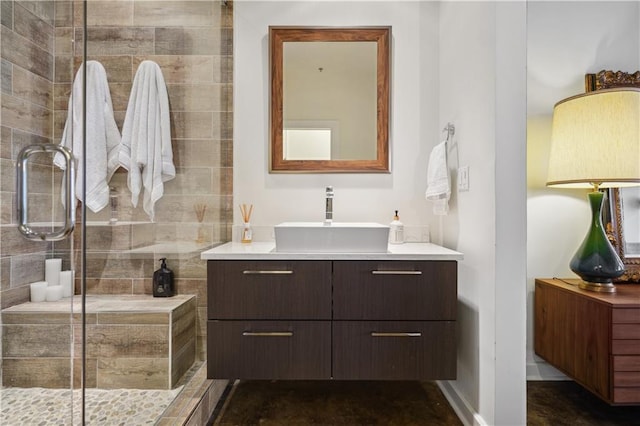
(153, 258, 174, 297)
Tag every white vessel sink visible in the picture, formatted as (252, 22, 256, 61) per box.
(274, 222, 390, 253)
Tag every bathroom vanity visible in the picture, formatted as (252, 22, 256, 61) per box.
(201, 242, 462, 380)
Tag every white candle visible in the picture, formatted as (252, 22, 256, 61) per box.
(45, 285, 63, 302)
(45, 259, 62, 287)
(30, 281, 48, 302)
(59, 270, 74, 297)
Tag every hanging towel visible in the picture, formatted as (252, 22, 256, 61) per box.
(54, 61, 121, 212)
(119, 60, 175, 221)
(425, 140, 450, 216)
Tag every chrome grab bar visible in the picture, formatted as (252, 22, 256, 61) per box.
(371, 270, 422, 275)
(242, 331, 293, 337)
(16, 144, 75, 241)
(242, 270, 294, 275)
(370, 332, 422, 337)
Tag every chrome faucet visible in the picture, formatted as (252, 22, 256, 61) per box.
(325, 186, 334, 224)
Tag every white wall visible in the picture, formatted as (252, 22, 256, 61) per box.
(437, 2, 527, 425)
(235, 2, 527, 425)
(526, 1, 640, 380)
(234, 1, 437, 237)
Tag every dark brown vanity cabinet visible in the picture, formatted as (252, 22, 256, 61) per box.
(207, 259, 457, 380)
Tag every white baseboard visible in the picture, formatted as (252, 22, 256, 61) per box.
(436, 380, 488, 426)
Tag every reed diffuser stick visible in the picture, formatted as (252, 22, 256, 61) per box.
(194, 203, 207, 223)
(239, 203, 253, 223)
(239, 204, 254, 243)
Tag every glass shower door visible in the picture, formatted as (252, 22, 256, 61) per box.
(0, 2, 80, 424)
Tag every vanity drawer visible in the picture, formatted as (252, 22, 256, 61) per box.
(207, 260, 331, 320)
(332, 321, 456, 380)
(614, 356, 640, 372)
(333, 261, 457, 320)
(207, 320, 331, 379)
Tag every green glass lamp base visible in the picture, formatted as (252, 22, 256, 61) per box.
(569, 191, 624, 293)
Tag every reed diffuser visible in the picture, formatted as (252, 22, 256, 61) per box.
(194, 203, 207, 243)
(239, 203, 253, 243)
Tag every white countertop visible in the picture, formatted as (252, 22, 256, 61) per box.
(200, 242, 463, 261)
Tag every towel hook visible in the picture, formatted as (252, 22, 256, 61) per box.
(442, 123, 455, 143)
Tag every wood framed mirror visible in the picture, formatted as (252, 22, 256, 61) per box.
(587, 70, 640, 282)
(269, 26, 390, 173)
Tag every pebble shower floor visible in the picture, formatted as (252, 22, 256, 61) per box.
(0, 386, 182, 425)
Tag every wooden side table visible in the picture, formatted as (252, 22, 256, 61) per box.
(534, 278, 640, 405)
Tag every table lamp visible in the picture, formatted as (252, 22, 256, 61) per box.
(547, 87, 640, 293)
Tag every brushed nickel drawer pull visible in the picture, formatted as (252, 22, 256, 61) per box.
(242, 331, 293, 337)
(242, 270, 294, 275)
(371, 332, 422, 337)
(371, 270, 422, 275)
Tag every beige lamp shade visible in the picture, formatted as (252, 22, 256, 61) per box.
(547, 87, 640, 188)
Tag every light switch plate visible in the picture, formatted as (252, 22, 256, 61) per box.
(458, 165, 469, 191)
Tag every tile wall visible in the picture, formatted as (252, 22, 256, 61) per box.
(1, 0, 233, 362)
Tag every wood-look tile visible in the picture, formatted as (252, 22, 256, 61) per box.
(0, 126, 11, 159)
(2, 311, 71, 325)
(80, 324, 169, 357)
(75, 27, 154, 56)
(108, 81, 132, 112)
(55, 1, 73, 27)
(171, 111, 213, 139)
(0, 191, 13, 225)
(54, 54, 73, 83)
(1, 59, 12, 95)
(83, 278, 134, 295)
(97, 357, 169, 389)
(1, 26, 53, 81)
(75, 357, 97, 388)
(166, 83, 225, 112)
(133, 55, 214, 84)
(3, 324, 71, 356)
(2, 358, 70, 388)
(16, 0, 55, 26)
(172, 342, 196, 385)
(173, 278, 206, 304)
(172, 303, 196, 351)
(83, 55, 132, 83)
(55, 27, 73, 55)
(133, 1, 219, 28)
(14, 2, 55, 52)
(0, 217, 51, 256)
(98, 311, 169, 325)
(1, 1, 13, 29)
(1, 93, 53, 138)
(83, 253, 152, 280)
(196, 307, 207, 336)
(0, 285, 30, 309)
(164, 167, 212, 195)
(1, 157, 52, 192)
(132, 278, 152, 295)
(10, 252, 46, 289)
(0, 256, 10, 291)
(155, 27, 229, 56)
(12, 65, 54, 109)
(11, 129, 53, 162)
(81, 0, 134, 27)
(171, 139, 217, 168)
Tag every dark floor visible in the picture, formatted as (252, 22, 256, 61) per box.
(527, 381, 640, 426)
(211, 380, 640, 425)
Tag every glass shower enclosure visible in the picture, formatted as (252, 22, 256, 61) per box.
(0, 1, 232, 423)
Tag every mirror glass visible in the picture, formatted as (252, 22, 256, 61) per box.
(620, 186, 640, 257)
(283, 41, 377, 161)
(270, 27, 390, 173)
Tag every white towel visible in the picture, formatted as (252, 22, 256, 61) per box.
(54, 61, 121, 212)
(425, 140, 450, 216)
(119, 60, 175, 221)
